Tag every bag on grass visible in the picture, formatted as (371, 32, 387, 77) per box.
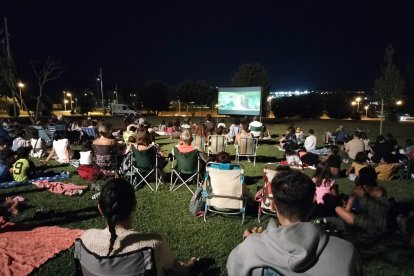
(189, 186, 205, 215)
(77, 165, 102, 181)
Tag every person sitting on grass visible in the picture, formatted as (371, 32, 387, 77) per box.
(78, 178, 196, 275)
(227, 170, 361, 276)
(375, 154, 400, 181)
(11, 129, 28, 152)
(279, 126, 297, 150)
(335, 167, 389, 238)
(346, 151, 369, 178)
(45, 131, 72, 164)
(321, 145, 343, 178)
(312, 162, 337, 205)
(79, 140, 93, 166)
(12, 147, 36, 183)
(29, 127, 46, 158)
(297, 147, 320, 167)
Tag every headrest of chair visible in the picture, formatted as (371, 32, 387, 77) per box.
(209, 162, 240, 170)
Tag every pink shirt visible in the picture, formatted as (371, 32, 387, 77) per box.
(312, 178, 335, 204)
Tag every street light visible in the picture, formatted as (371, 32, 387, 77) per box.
(67, 92, 73, 111)
(364, 105, 369, 118)
(17, 82, 25, 111)
(63, 91, 67, 111)
(355, 97, 361, 112)
(396, 100, 403, 106)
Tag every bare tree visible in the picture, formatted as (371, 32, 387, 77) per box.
(31, 56, 63, 120)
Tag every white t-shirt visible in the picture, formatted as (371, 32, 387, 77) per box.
(79, 150, 93, 165)
(53, 138, 70, 163)
(12, 137, 28, 152)
(30, 138, 44, 150)
(249, 121, 263, 138)
(304, 134, 317, 151)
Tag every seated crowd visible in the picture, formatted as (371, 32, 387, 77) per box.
(1, 116, 414, 275)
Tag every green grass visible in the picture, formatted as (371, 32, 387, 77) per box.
(2, 118, 414, 275)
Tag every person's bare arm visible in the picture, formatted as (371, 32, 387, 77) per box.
(335, 206, 356, 225)
(45, 148, 56, 161)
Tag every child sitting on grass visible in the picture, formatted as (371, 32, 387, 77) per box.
(346, 151, 369, 179)
(79, 140, 93, 166)
(12, 147, 36, 183)
(375, 154, 400, 181)
(312, 162, 337, 204)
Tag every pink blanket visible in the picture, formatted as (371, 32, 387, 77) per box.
(32, 180, 88, 196)
(0, 216, 84, 276)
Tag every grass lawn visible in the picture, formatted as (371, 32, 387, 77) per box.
(2, 118, 414, 275)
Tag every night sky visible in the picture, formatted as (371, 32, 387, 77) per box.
(2, 0, 414, 99)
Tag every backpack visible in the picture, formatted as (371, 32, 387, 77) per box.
(189, 186, 206, 215)
(77, 165, 102, 181)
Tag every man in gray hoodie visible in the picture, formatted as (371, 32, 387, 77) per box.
(227, 170, 361, 276)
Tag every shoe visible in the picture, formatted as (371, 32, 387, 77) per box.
(91, 192, 100, 200)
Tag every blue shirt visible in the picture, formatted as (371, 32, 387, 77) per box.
(0, 160, 11, 182)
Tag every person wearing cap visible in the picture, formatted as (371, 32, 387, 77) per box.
(335, 167, 389, 237)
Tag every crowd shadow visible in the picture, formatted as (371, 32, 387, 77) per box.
(12, 206, 99, 230)
(0, 186, 45, 198)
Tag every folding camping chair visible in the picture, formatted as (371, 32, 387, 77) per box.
(74, 239, 156, 276)
(203, 162, 246, 224)
(130, 145, 163, 191)
(82, 127, 97, 139)
(235, 137, 259, 166)
(31, 125, 52, 147)
(54, 124, 66, 136)
(207, 134, 227, 155)
(91, 144, 119, 173)
(398, 154, 414, 183)
(170, 147, 201, 194)
(249, 125, 264, 139)
(192, 135, 207, 152)
(257, 163, 303, 222)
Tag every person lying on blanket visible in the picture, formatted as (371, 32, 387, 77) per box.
(0, 196, 24, 216)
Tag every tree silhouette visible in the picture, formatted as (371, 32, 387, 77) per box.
(373, 45, 405, 108)
(232, 63, 270, 116)
(140, 80, 170, 114)
(31, 56, 63, 120)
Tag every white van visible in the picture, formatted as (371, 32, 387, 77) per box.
(111, 103, 138, 116)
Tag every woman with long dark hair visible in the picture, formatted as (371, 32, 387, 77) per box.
(79, 178, 195, 275)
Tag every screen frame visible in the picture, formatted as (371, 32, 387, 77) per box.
(217, 86, 262, 116)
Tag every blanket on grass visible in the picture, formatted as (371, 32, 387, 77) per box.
(0, 172, 71, 189)
(0, 216, 84, 276)
(32, 180, 88, 196)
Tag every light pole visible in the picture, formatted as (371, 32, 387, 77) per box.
(355, 97, 361, 112)
(178, 100, 181, 114)
(364, 105, 369, 118)
(17, 82, 25, 111)
(351, 101, 356, 111)
(98, 68, 104, 112)
(64, 99, 69, 111)
(75, 98, 78, 109)
(67, 92, 73, 111)
(63, 91, 67, 111)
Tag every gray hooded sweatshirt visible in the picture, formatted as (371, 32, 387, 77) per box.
(227, 219, 361, 276)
